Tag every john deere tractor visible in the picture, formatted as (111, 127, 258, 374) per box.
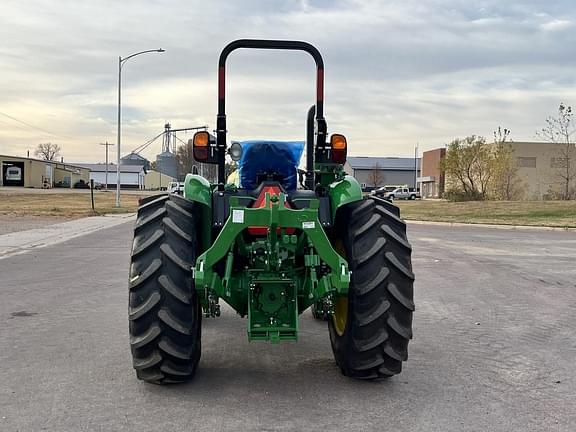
(128, 39, 414, 384)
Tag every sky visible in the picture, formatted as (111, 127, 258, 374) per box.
(1, 0, 575, 163)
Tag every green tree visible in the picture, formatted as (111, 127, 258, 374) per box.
(441, 135, 494, 201)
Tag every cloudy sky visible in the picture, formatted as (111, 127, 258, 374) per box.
(1, 0, 575, 163)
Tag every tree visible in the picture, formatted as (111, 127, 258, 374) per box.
(175, 141, 217, 182)
(441, 136, 494, 200)
(537, 103, 576, 200)
(491, 127, 525, 200)
(175, 140, 194, 180)
(493, 126, 511, 145)
(34, 142, 61, 161)
(368, 162, 384, 188)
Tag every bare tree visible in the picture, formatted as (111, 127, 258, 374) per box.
(537, 103, 576, 200)
(175, 140, 194, 180)
(492, 127, 525, 200)
(34, 142, 61, 161)
(175, 141, 218, 182)
(493, 126, 511, 145)
(368, 162, 384, 188)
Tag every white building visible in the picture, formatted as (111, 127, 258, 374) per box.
(78, 163, 145, 189)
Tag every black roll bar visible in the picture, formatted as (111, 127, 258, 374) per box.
(216, 39, 327, 189)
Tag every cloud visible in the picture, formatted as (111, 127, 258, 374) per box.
(540, 19, 573, 31)
(0, 0, 575, 162)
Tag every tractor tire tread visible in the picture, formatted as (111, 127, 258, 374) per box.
(329, 197, 414, 380)
(128, 194, 201, 384)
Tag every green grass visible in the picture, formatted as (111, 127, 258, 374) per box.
(395, 200, 576, 228)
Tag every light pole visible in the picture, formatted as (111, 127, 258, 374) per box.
(100, 141, 113, 190)
(414, 142, 419, 191)
(116, 48, 165, 207)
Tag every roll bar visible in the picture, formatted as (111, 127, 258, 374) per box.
(215, 39, 327, 188)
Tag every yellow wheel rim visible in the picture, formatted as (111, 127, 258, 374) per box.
(332, 238, 348, 336)
(333, 296, 348, 336)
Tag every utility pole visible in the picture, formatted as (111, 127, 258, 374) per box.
(100, 141, 114, 190)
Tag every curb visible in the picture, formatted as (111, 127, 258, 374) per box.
(405, 219, 576, 232)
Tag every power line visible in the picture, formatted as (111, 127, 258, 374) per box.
(0, 117, 31, 131)
(0, 111, 73, 140)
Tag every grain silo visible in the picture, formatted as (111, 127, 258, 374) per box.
(155, 123, 178, 179)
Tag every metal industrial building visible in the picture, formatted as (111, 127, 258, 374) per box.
(78, 163, 146, 189)
(1, 154, 90, 188)
(344, 156, 421, 190)
(121, 152, 150, 170)
(144, 169, 176, 190)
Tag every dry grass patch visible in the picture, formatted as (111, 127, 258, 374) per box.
(0, 190, 150, 218)
(396, 200, 576, 228)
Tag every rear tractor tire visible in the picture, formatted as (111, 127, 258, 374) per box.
(329, 196, 415, 379)
(128, 194, 202, 384)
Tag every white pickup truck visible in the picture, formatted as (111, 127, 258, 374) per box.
(167, 181, 185, 195)
(384, 187, 421, 201)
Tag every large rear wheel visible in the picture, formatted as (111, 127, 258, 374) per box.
(329, 196, 414, 379)
(128, 194, 202, 384)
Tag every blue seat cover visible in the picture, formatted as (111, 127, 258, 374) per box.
(238, 140, 304, 191)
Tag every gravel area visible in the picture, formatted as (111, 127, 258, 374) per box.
(0, 215, 70, 235)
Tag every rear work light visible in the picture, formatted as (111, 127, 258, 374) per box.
(330, 134, 347, 164)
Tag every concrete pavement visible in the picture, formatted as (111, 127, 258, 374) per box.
(0, 214, 134, 259)
(0, 222, 575, 431)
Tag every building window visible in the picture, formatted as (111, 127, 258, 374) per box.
(517, 157, 536, 168)
(550, 157, 568, 168)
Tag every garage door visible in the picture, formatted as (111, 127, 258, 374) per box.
(2, 161, 25, 186)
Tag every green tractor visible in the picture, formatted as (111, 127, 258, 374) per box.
(128, 39, 414, 384)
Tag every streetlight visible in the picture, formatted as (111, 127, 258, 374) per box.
(116, 48, 165, 207)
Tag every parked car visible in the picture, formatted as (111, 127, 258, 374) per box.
(5, 166, 22, 181)
(384, 187, 421, 201)
(73, 179, 90, 189)
(372, 185, 398, 197)
(54, 181, 68, 188)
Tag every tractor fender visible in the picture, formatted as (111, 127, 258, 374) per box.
(328, 175, 363, 218)
(184, 174, 212, 208)
(184, 174, 212, 251)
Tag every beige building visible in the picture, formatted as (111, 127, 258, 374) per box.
(144, 169, 175, 190)
(423, 141, 575, 200)
(1, 154, 90, 188)
(509, 141, 575, 199)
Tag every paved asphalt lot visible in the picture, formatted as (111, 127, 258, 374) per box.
(1, 222, 575, 431)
